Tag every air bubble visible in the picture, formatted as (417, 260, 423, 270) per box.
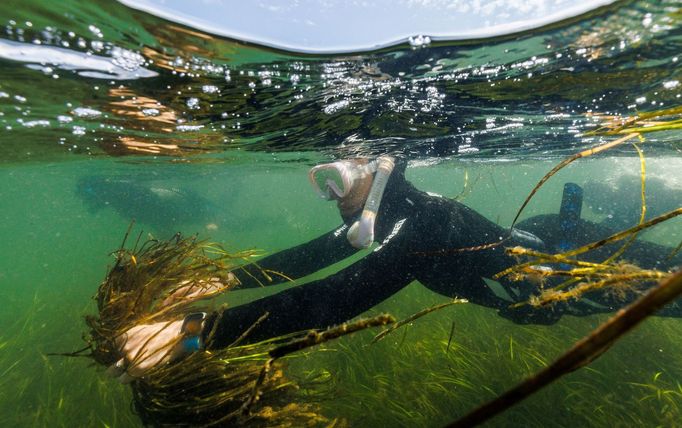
(186, 98, 200, 109)
(202, 85, 219, 94)
(408, 35, 431, 48)
(142, 108, 160, 116)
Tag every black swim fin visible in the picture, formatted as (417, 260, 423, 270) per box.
(557, 182, 583, 252)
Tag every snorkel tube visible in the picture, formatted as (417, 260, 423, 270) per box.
(347, 156, 395, 249)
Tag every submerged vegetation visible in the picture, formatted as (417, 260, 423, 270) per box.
(1, 0, 680, 423)
(78, 228, 393, 427)
(3, 150, 680, 426)
(61, 118, 681, 427)
(442, 112, 682, 425)
(588, 106, 682, 136)
(499, 109, 682, 308)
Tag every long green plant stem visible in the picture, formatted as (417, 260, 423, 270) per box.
(371, 299, 467, 343)
(446, 269, 682, 428)
(509, 133, 640, 229)
(241, 314, 396, 415)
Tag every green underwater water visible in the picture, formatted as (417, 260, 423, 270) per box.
(1, 156, 681, 427)
(1, 0, 682, 426)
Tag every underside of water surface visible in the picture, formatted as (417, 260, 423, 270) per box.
(0, 0, 681, 426)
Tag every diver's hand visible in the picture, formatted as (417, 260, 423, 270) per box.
(109, 320, 184, 382)
(161, 273, 236, 306)
(108, 276, 230, 382)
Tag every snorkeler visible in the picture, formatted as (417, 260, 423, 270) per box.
(114, 156, 682, 379)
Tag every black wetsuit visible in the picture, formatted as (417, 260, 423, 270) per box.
(202, 169, 681, 348)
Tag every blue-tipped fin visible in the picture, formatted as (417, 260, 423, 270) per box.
(557, 182, 583, 253)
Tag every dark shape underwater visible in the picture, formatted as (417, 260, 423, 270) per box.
(584, 175, 682, 231)
(76, 175, 218, 234)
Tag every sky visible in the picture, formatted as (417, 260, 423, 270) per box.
(118, 0, 617, 53)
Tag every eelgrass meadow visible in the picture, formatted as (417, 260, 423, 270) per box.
(1, 0, 681, 425)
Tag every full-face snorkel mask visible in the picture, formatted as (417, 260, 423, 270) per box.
(308, 160, 374, 200)
(309, 156, 395, 249)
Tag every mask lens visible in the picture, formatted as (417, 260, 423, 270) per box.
(309, 163, 352, 199)
(316, 169, 345, 198)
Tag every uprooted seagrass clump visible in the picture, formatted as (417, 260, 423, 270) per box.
(83, 229, 392, 427)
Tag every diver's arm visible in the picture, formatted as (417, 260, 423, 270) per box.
(204, 233, 416, 348)
(113, 224, 414, 377)
(235, 224, 358, 289)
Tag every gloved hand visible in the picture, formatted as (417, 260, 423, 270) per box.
(107, 320, 184, 383)
(106, 275, 232, 383)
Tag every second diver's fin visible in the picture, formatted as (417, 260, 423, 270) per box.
(557, 182, 583, 252)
